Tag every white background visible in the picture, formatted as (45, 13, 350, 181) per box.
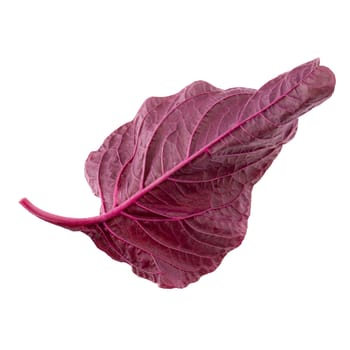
(1, 1, 349, 349)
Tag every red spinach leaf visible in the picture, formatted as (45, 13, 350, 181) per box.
(20, 59, 335, 288)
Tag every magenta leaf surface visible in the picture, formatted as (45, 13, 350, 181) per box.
(20, 59, 335, 288)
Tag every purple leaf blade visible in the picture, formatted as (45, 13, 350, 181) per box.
(20, 59, 335, 288)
